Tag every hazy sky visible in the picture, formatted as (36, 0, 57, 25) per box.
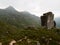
(0, 0, 60, 18)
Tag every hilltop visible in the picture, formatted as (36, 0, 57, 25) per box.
(0, 6, 40, 29)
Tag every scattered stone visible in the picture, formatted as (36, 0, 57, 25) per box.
(24, 36, 27, 39)
(9, 40, 16, 45)
(42, 36, 45, 39)
(36, 41, 40, 45)
(49, 38, 52, 41)
(0, 42, 2, 45)
(27, 39, 31, 43)
(18, 39, 23, 42)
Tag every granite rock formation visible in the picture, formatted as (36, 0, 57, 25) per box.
(41, 12, 56, 29)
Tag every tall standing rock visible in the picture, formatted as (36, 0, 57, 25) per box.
(41, 12, 56, 29)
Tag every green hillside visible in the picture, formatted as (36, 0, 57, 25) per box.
(0, 6, 40, 29)
(0, 6, 60, 45)
(0, 21, 60, 45)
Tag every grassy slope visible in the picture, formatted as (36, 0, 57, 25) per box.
(0, 21, 60, 45)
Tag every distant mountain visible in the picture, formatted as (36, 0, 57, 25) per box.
(0, 6, 40, 28)
(5, 6, 16, 11)
(55, 17, 60, 27)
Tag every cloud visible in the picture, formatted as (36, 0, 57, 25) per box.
(0, 0, 60, 17)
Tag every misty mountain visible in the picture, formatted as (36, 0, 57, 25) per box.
(0, 6, 40, 28)
(55, 17, 60, 27)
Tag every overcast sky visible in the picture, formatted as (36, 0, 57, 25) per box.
(0, 0, 60, 18)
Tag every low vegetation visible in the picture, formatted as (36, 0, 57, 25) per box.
(0, 21, 60, 45)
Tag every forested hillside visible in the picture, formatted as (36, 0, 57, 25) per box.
(0, 21, 60, 45)
(0, 6, 40, 29)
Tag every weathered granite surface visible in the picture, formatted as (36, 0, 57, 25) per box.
(41, 12, 56, 29)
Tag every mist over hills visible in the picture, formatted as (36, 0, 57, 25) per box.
(55, 17, 60, 27)
(0, 6, 60, 29)
(0, 6, 40, 28)
(0, 6, 60, 28)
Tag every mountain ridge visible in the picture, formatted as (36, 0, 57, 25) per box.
(0, 6, 40, 28)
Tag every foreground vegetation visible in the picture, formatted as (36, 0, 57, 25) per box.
(0, 21, 60, 45)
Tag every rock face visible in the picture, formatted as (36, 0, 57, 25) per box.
(0, 42, 2, 45)
(41, 12, 56, 29)
(9, 40, 16, 45)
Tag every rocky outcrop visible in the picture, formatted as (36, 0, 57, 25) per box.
(9, 40, 16, 45)
(41, 12, 56, 29)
